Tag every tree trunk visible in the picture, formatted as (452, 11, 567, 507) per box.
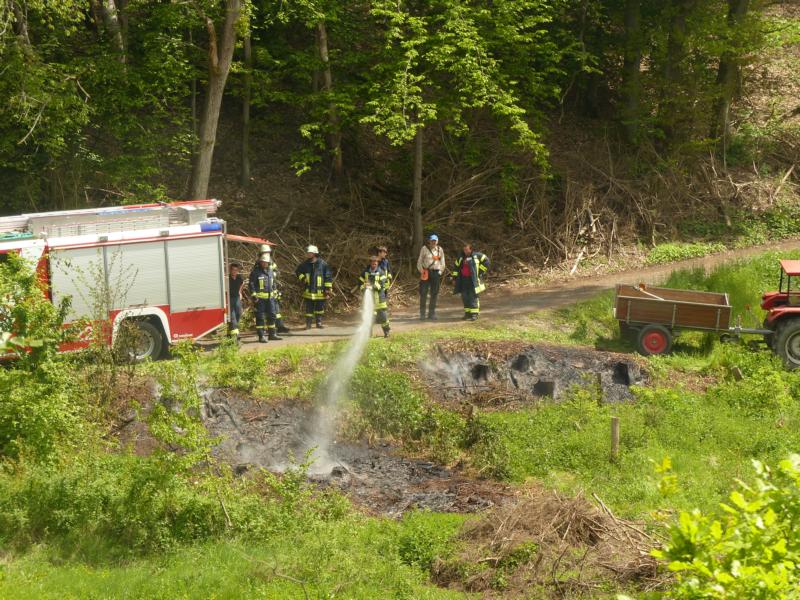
(10, 0, 32, 49)
(412, 126, 424, 254)
(317, 21, 343, 178)
(100, 0, 126, 61)
(711, 0, 749, 144)
(190, 0, 242, 200)
(659, 0, 693, 145)
(240, 34, 252, 187)
(620, 0, 642, 144)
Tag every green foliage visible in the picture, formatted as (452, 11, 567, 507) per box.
(656, 455, 800, 599)
(646, 242, 727, 265)
(396, 511, 463, 571)
(0, 253, 87, 461)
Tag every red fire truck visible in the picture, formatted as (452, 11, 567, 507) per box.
(0, 200, 265, 360)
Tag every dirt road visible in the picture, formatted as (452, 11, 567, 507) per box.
(226, 239, 800, 351)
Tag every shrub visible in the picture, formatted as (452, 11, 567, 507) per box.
(656, 455, 800, 599)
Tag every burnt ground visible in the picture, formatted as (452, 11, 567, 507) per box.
(201, 388, 513, 515)
(419, 341, 647, 409)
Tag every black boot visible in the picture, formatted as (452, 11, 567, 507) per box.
(316, 320, 324, 329)
(268, 331, 283, 341)
(383, 326, 391, 338)
(469, 314, 478, 321)
(258, 333, 268, 343)
(427, 312, 437, 320)
(305, 318, 312, 330)
(276, 322, 290, 334)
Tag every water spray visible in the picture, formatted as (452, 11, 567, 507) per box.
(306, 286, 374, 474)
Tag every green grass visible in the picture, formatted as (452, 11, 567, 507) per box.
(0, 515, 467, 599)
(475, 353, 800, 518)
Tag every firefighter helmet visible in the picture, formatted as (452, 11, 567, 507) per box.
(258, 252, 271, 263)
(258, 243, 271, 254)
(306, 245, 319, 254)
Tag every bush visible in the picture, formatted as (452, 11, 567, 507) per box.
(656, 455, 800, 599)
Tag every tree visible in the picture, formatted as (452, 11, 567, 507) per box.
(190, 0, 244, 200)
(710, 0, 751, 145)
(363, 0, 554, 253)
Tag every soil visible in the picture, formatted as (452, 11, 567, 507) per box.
(420, 341, 647, 409)
(201, 388, 513, 515)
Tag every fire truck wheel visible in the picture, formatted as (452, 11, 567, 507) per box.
(125, 319, 165, 362)
(774, 318, 800, 370)
(636, 324, 672, 356)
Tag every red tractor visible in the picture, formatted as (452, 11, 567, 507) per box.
(614, 259, 800, 368)
(760, 260, 800, 368)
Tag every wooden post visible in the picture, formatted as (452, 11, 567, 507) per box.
(610, 416, 620, 462)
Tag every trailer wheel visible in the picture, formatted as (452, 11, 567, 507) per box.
(120, 319, 165, 362)
(637, 325, 672, 356)
(774, 318, 800, 370)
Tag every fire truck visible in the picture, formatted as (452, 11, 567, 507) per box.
(0, 200, 265, 360)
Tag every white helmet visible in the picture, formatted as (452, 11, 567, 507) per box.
(258, 252, 271, 263)
(258, 243, 271, 254)
(306, 245, 319, 254)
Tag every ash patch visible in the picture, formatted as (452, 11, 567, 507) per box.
(423, 343, 646, 405)
(201, 389, 510, 515)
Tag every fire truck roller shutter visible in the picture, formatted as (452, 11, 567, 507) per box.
(167, 236, 224, 312)
(49, 246, 105, 321)
(105, 242, 168, 310)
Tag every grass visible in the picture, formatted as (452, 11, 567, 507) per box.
(0, 515, 466, 599)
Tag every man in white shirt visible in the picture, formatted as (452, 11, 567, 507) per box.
(416, 234, 446, 320)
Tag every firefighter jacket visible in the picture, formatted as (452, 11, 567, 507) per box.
(359, 265, 389, 310)
(295, 258, 333, 300)
(379, 257, 394, 289)
(452, 252, 490, 295)
(249, 264, 278, 305)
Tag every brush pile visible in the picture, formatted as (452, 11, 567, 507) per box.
(433, 487, 665, 597)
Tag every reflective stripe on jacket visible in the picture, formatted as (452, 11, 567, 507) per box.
(452, 252, 490, 294)
(295, 258, 333, 300)
(249, 264, 277, 299)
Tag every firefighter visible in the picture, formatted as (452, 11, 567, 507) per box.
(374, 245, 393, 290)
(452, 243, 490, 321)
(360, 255, 391, 338)
(257, 244, 290, 334)
(295, 244, 333, 329)
(228, 262, 245, 339)
(417, 234, 445, 320)
(249, 252, 282, 342)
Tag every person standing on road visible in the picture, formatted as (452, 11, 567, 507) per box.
(295, 244, 333, 329)
(360, 255, 391, 338)
(249, 253, 282, 343)
(452, 243, 490, 321)
(376, 245, 393, 291)
(257, 244, 290, 335)
(417, 234, 445, 320)
(228, 263, 245, 340)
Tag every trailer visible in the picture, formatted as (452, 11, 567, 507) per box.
(615, 260, 800, 369)
(0, 200, 263, 360)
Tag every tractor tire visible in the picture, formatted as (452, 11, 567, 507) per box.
(119, 319, 165, 363)
(773, 318, 800, 370)
(636, 324, 673, 356)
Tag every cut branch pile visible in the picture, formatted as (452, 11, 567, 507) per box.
(432, 487, 667, 598)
